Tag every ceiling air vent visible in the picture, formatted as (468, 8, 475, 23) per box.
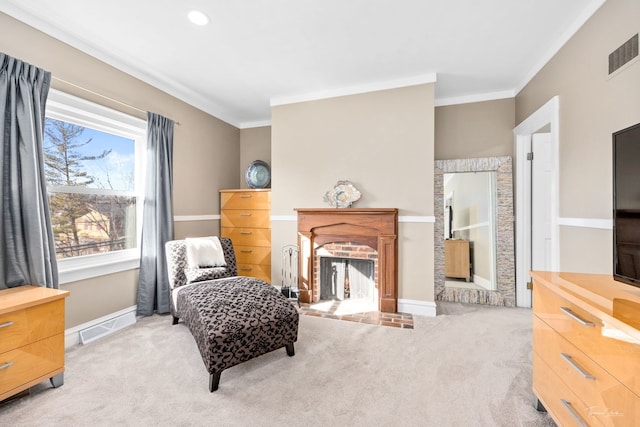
(609, 33, 638, 75)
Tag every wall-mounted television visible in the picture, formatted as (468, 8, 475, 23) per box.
(613, 122, 640, 288)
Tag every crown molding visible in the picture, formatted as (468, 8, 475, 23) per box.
(434, 90, 515, 107)
(239, 120, 272, 129)
(270, 73, 437, 107)
(1, 2, 242, 128)
(514, 0, 606, 95)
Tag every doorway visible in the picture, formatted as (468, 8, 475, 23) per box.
(513, 96, 559, 307)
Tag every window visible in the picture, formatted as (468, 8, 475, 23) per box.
(44, 90, 146, 283)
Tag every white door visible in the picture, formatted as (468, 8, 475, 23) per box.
(531, 133, 554, 271)
(514, 96, 559, 308)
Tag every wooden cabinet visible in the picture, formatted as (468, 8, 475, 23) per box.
(0, 285, 70, 401)
(531, 271, 640, 426)
(220, 189, 271, 283)
(444, 239, 470, 281)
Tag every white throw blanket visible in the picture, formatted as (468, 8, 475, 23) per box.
(185, 236, 227, 269)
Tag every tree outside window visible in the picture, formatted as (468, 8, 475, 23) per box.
(44, 118, 139, 259)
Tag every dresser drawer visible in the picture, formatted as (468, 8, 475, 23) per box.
(222, 227, 271, 247)
(237, 264, 271, 283)
(534, 282, 640, 396)
(533, 352, 598, 427)
(534, 316, 639, 426)
(221, 210, 270, 228)
(0, 300, 65, 354)
(0, 333, 64, 397)
(235, 245, 271, 265)
(221, 191, 270, 210)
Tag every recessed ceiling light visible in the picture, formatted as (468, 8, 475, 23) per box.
(188, 10, 209, 26)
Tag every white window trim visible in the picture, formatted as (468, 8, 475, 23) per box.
(46, 89, 147, 284)
(57, 250, 141, 284)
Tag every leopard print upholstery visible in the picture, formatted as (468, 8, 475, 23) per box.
(177, 276, 299, 380)
(165, 237, 238, 318)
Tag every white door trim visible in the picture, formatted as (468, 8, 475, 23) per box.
(513, 96, 560, 307)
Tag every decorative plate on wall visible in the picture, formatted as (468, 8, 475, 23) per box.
(323, 180, 361, 208)
(245, 160, 271, 188)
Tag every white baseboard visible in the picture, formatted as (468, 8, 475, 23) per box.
(65, 305, 137, 348)
(398, 299, 437, 317)
(473, 275, 492, 290)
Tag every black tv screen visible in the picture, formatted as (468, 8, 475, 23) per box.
(613, 122, 640, 288)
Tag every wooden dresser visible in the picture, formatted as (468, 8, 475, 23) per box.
(220, 189, 271, 283)
(0, 285, 70, 401)
(444, 239, 471, 281)
(531, 271, 640, 426)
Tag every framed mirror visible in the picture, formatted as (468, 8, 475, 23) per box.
(434, 156, 515, 306)
(443, 170, 497, 290)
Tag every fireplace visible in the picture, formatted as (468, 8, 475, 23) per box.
(295, 208, 398, 313)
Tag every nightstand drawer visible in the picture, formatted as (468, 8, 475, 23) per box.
(0, 300, 65, 354)
(534, 282, 640, 396)
(221, 210, 270, 228)
(235, 245, 271, 265)
(534, 316, 640, 426)
(221, 191, 270, 210)
(0, 334, 64, 397)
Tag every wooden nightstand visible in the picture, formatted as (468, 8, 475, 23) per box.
(0, 285, 70, 401)
(444, 239, 471, 281)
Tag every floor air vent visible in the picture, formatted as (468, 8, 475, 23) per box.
(609, 33, 638, 75)
(79, 311, 136, 344)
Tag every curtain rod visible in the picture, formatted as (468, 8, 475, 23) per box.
(52, 76, 181, 125)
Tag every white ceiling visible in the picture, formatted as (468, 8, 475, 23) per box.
(1, 0, 605, 128)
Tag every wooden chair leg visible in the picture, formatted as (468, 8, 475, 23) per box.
(286, 343, 295, 357)
(209, 372, 221, 392)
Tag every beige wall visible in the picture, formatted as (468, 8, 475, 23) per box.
(435, 98, 515, 160)
(239, 126, 272, 189)
(271, 84, 435, 302)
(515, 0, 640, 273)
(0, 13, 239, 327)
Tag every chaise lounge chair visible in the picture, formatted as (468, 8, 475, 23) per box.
(165, 237, 299, 392)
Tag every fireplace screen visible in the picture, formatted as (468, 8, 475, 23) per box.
(320, 257, 375, 302)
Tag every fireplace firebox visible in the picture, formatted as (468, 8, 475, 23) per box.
(320, 256, 376, 303)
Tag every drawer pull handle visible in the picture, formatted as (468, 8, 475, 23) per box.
(560, 307, 595, 327)
(240, 231, 252, 235)
(240, 195, 252, 198)
(240, 267, 252, 271)
(240, 249, 253, 253)
(239, 213, 252, 216)
(560, 399, 588, 427)
(0, 361, 13, 370)
(560, 353, 595, 379)
(0, 321, 14, 329)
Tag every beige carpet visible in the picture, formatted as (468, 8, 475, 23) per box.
(0, 302, 555, 426)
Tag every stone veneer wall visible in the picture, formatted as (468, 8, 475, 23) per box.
(434, 156, 515, 306)
(313, 242, 379, 303)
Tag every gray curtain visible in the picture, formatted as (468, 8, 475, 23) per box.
(0, 52, 58, 290)
(137, 112, 174, 315)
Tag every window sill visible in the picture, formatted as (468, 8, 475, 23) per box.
(57, 250, 140, 284)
